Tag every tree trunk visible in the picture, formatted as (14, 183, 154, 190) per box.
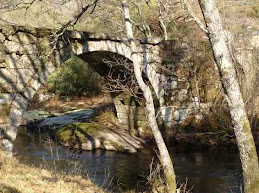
(198, 0, 259, 192)
(121, 0, 176, 192)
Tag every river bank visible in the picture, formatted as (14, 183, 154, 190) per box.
(0, 150, 108, 193)
(24, 95, 254, 149)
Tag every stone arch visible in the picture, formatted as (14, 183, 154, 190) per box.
(0, 31, 139, 153)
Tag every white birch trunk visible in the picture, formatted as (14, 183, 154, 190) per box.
(198, 1, 259, 192)
(121, 0, 176, 192)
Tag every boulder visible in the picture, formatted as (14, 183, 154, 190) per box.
(25, 109, 94, 130)
(21, 110, 52, 126)
(56, 122, 144, 153)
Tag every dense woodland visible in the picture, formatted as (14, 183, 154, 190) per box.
(0, 0, 259, 193)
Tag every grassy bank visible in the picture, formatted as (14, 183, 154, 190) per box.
(0, 151, 107, 193)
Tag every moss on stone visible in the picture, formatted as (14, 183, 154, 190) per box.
(56, 122, 106, 144)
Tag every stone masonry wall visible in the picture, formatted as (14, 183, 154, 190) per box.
(0, 24, 163, 152)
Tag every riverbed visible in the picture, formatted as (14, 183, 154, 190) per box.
(14, 127, 242, 193)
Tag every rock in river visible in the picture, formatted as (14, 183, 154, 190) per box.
(56, 122, 144, 153)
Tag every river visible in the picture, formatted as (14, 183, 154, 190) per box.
(14, 127, 242, 193)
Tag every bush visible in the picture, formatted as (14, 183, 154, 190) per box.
(47, 57, 102, 98)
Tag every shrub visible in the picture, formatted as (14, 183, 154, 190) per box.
(47, 57, 102, 98)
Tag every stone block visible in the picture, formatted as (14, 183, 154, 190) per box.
(30, 76, 45, 91)
(125, 105, 138, 112)
(0, 51, 5, 63)
(114, 104, 129, 114)
(0, 82, 26, 93)
(0, 94, 15, 105)
(4, 54, 18, 68)
(23, 86, 36, 100)
(2, 139, 14, 153)
(117, 117, 129, 125)
(15, 54, 40, 69)
(0, 33, 5, 43)
(9, 83, 28, 93)
(16, 69, 35, 84)
(3, 41, 21, 53)
(172, 110, 180, 121)
(165, 81, 177, 90)
(0, 82, 14, 93)
(117, 112, 128, 121)
(8, 107, 24, 127)
(114, 98, 122, 105)
(9, 32, 37, 44)
(11, 95, 28, 110)
(160, 106, 173, 116)
(4, 125, 18, 141)
(4, 40, 38, 54)
(2, 26, 17, 36)
(2, 53, 38, 69)
(0, 69, 16, 83)
(178, 89, 188, 96)
(0, 62, 7, 69)
(43, 62, 57, 76)
(71, 41, 84, 55)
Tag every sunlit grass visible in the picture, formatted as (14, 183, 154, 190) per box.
(0, 150, 107, 193)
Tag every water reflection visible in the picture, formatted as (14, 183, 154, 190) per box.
(14, 127, 242, 193)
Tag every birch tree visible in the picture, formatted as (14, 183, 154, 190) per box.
(183, 0, 259, 192)
(121, 0, 177, 192)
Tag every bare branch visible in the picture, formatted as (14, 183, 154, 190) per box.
(101, 55, 141, 97)
(155, 0, 168, 40)
(129, 0, 152, 38)
(181, 0, 208, 34)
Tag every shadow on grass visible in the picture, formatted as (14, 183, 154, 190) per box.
(0, 184, 21, 193)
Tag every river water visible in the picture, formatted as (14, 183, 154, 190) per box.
(14, 127, 242, 193)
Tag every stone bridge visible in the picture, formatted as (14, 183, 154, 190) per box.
(0, 24, 195, 152)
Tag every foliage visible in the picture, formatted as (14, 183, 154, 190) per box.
(47, 57, 102, 98)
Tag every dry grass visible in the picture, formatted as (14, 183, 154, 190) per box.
(27, 94, 113, 114)
(94, 108, 120, 129)
(0, 151, 107, 193)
